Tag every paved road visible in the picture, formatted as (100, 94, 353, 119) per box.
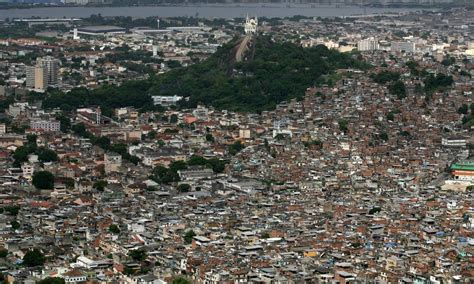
(236, 35, 251, 63)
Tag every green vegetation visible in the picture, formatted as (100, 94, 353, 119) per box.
(37, 277, 65, 284)
(399, 131, 411, 137)
(177, 183, 191, 192)
(93, 180, 108, 191)
(109, 224, 121, 234)
(43, 82, 154, 118)
(338, 119, 348, 133)
(152, 155, 227, 185)
(32, 171, 55, 190)
(172, 277, 192, 284)
(389, 81, 407, 99)
(386, 109, 400, 121)
(187, 154, 227, 173)
(10, 220, 20, 230)
(205, 133, 215, 142)
(183, 230, 196, 244)
(154, 36, 367, 112)
(458, 104, 469, 115)
(0, 249, 7, 258)
(228, 141, 245, 155)
(35, 36, 367, 113)
(371, 71, 400, 84)
(22, 248, 45, 267)
(37, 147, 59, 163)
(461, 103, 474, 128)
(368, 207, 381, 215)
(260, 232, 270, 239)
(3, 205, 20, 216)
(129, 248, 147, 261)
(423, 74, 453, 94)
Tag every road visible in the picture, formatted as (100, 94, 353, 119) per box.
(236, 35, 251, 63)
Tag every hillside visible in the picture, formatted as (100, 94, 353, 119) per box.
(43, 36, 368, 114)
(149, 35, 368, 112)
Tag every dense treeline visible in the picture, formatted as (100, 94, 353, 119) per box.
(43, 80, 154, 117)
(41, 36, 368, 113)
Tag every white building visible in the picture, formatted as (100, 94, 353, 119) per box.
(244, 15, 258, 35)
(30, 120, 61, 132)
(357, 37, 379, 52)
(441, 137, 467, 148)
(391, 41, 416, 53)
(152, 95, 183, 106)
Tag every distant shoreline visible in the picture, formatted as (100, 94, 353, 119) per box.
(0, 2, 468, 11)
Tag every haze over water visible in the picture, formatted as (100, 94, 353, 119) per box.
(0, 4, 427, 20)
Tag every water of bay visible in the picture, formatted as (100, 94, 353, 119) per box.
(0, 4, 429, 20)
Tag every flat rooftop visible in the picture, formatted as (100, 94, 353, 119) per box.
(77, 26, 126, 33)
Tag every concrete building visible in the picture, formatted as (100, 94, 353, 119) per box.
(30, 119, 61, 132)
(104, 152, 122, 174)
(26, 66, 47, 91)
(152, 95, 183, 106)
(391, 41, 416, 53)
(37, 56, 60, 86)
(357, 37, 379, 52)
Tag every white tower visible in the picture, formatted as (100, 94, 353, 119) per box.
(152, 45, 159, 57)
(157, 19, 160, 30)
(73, 28, 79, 40)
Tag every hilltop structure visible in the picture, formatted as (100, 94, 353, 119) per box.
(244, 15, 258, 35)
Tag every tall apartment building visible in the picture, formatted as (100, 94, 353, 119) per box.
(26, 66, 47, 91)
(26, 56, 60, 91)
(357, 38, 379, 52)
(37, 56, 60, 86)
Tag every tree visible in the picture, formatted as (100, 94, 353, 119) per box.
(22, 248, 45, 267)
(13, 146, 30, 165)
(32, 171, 55, 189)
(183, 230, 196, 244)
(0, 249, 7, 258)
(93, 180, 107, 191)
(129, 248, 147, 261)
(389, 81, 406, 99)
(4, 205, 20, 216)
(109, 224, 120, 234)
(38, 277, 65, 284)
(177, 184, 190, 193)
(173, 277, 191, 284)
(152, 165, 180, 184)
(228, 141, 245, 155)
(369, 207, 381, 215)
(170, 114, 178, 123)
(338, 119, 348, 133)
(55, 114, 71, 133)
(147, 130, 157, 139)
(205, 133, 214, 142)
(458, 104, 469, 115)
(37, 147, 59, 163)
(72, 123, 90, 137)
(10, 220, 20, 230)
